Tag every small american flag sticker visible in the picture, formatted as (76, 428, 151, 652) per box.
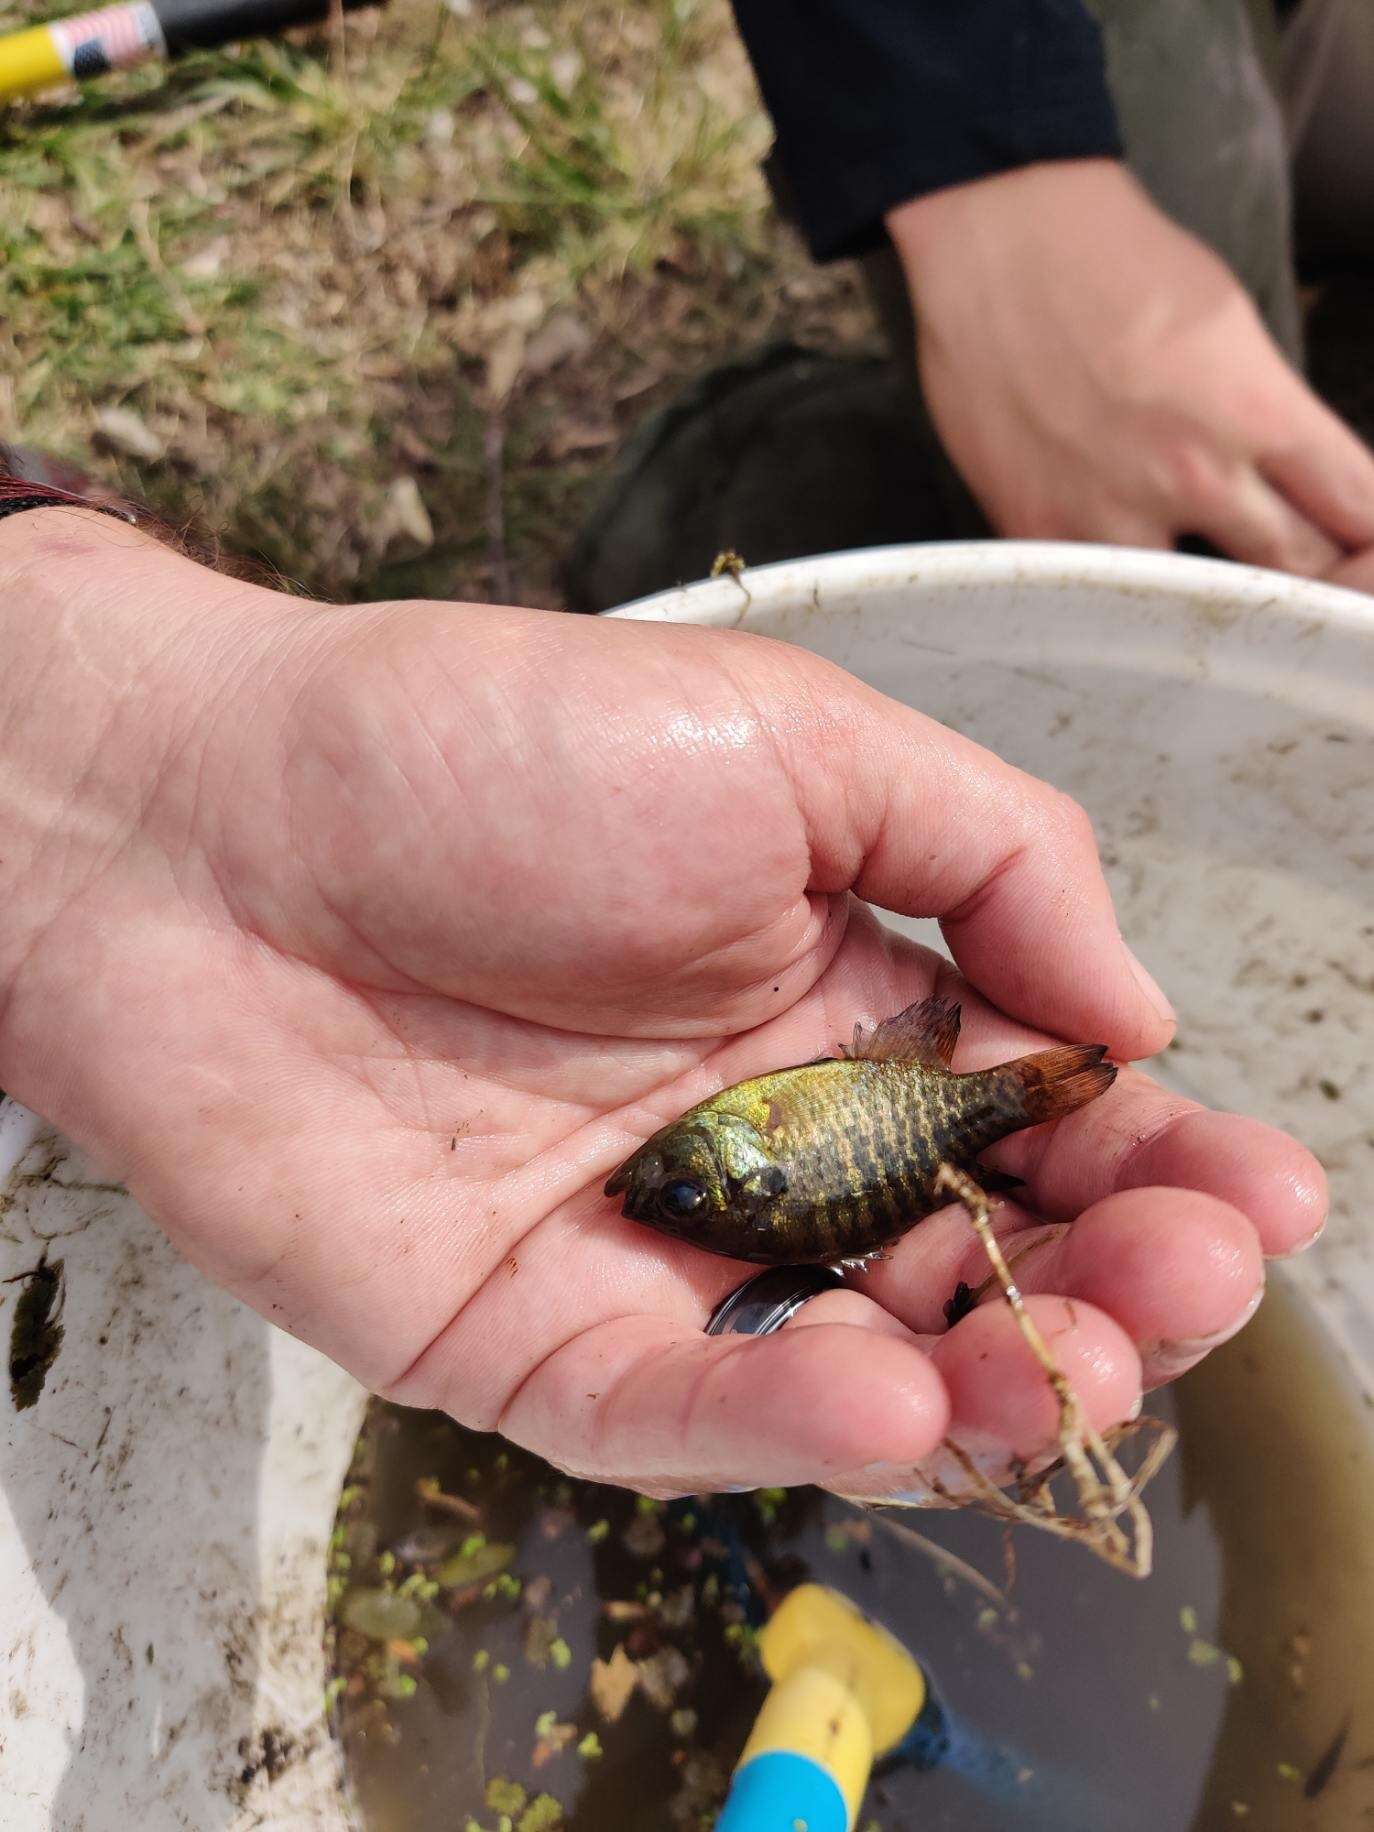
(50, 2, 164, 77)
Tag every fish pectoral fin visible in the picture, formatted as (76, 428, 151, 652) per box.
(735, 1163, 787, 1214)
(850, 995, 962, 1068)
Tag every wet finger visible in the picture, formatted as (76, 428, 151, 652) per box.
(932, 1295, 1141, 1452)
(978, 1189, 1264, 1386)
(494, 1314, 950, 1493)
(993, 1068, 1328, 1258)
(844, 1193, 1046, 1333)
(782, 1282, 927, 1341)
(829, 1295, 1141, 1502)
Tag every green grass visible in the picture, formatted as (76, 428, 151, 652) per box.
(0, 0, 862, 603)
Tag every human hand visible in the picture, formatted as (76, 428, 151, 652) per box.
(888, 160, 1374, 574)
(1326, 546, 1374, 596)
(0, 513, 1325, 1500)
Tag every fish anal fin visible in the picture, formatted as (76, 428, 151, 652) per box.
(972, 1166, 1026, 1195)
(853, 995, 962, 1068)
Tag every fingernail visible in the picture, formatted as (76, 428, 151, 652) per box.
(840, 1468, 942, 1507)
(1273, 1207, 1328, 1260)
(1122, 940, 1176, 1026)
(1144, 1281, 1265, 1379)
(844, 1434, 1012, 1505)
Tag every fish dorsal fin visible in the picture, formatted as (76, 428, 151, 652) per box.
(850, 995, 961, 1067)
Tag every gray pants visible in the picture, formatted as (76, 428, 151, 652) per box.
(1283, 0, 1374, 277)
(859, 0, 1374, 373)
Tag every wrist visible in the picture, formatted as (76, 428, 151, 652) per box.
(0, 507, 283, 1006)
(885, 156, 1130, 286)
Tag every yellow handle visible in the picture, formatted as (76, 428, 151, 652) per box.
(0, 25, 67, 99)
(737, 1663, 874, 1827)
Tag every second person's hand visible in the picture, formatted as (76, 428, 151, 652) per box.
(888, 160, 1374, 576)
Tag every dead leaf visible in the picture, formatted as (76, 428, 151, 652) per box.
(524, 312, 592, 376)
(532, 1719, 576, 1767)
(394, 427, 438, 469)
(623, 1512, 665, 1559)
(180, 237, 231, 280)
(635, 1646, 691, 1710)
(524, 1614, 559, 1668)
(522, 1574, 554, 1613)
(546, 421, 615, 461)
(602, 1600, 650, 1623)
(657, 1586, 695, 1630)
(94, 406, 166, 463)
(589, 1644, 638, 1723)
(548, 50, 583, 95)
(385, 476, 434, 550)
(485, 324, 527, 403)
(425, 108, 456, 148)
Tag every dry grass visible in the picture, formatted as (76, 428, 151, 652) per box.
(0, 0, 868, 604)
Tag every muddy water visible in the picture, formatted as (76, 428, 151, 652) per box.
(327, 1278, 1374, 1832)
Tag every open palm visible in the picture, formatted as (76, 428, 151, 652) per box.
(0, 546, 1325, 1497)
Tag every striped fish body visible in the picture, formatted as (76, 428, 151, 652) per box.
(605, 996, 1115, 1266)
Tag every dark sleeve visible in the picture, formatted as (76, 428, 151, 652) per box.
(729, 0, 1123, 262)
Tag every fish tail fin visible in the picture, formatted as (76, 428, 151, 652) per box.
(1000, 1044, 1115, 1125)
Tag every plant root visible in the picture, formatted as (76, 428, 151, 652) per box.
(847, 1163, 1177, 1578)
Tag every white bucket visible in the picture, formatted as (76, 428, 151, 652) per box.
(3, 543, 1371, 1829)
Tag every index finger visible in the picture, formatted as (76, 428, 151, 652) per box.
(1260, 376, 1374, 552)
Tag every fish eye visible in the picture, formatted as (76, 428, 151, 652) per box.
(658, 1178, 707, 1220)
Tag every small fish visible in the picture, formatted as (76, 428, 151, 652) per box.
(604, 996, 1116, 1266)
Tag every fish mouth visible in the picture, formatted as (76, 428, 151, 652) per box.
(603, 1162, 631, 1198)
(604, 1141, 662, 1204)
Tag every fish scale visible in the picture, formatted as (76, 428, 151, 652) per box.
(605, 996, 1116, 1268)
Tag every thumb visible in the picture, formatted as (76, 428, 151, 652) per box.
(777, 657, 1175, 1059)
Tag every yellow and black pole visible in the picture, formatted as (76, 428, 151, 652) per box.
(0, 0, 381, 104)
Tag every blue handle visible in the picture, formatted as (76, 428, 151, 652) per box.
(715, 1752, 849, 1832)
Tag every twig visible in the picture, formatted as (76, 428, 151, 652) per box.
(484, 414, 512, 603)
(415, 1475, 481, 1523)
(861, 1506, 1014, 1616)
(844, 1165, 1177, 1579)
(935, 1162, 1167, 1576)
(130, 199, 206, 337)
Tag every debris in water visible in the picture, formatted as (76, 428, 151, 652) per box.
(6, 1253, 65, 1411)
(1304, 1711, 1352, 1799)
(589, 1645, 638, 1723)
